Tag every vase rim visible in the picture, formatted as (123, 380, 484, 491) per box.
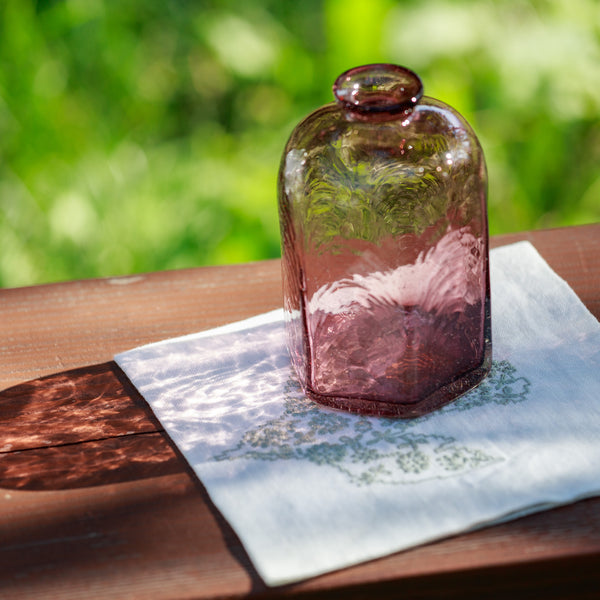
(333, 63, 424, 119)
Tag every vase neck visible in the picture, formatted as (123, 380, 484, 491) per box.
(333, 64, 423, 122)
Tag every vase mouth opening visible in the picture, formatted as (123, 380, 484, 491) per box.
(333, 64, 423, 120)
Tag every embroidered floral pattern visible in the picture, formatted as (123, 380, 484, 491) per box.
(214, 360, 531, 485)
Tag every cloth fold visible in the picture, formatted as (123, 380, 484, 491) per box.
(115, 242, 600, 586)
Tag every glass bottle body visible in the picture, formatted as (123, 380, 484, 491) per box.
(278, 66, 491, 417)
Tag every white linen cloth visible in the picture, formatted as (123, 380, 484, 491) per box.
(115, 242, 600, 586)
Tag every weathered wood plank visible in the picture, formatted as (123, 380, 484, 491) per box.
(0, 431, 182, 490)
(0, 225, 598, 599)
(0, 259, 283, 390)
(0, 362, 159, 453)
(0, 474, 258, 600)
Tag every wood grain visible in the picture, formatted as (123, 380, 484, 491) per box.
(0, 259, 283, 390)
(0, 224, 599, 599)
(0, 362, 160, 453)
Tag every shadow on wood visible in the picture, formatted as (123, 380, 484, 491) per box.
(0, 362, 184, 490)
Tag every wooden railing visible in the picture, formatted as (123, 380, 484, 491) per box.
(1, 223, 599, 599)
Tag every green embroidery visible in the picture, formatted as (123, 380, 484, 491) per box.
(214, 360, 531, 485)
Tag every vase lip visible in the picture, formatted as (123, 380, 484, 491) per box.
(333, 63, 424, 119)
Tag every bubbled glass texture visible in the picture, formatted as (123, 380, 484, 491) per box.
(278, 79, 491, 418)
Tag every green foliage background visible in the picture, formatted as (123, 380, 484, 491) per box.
(1, 0, 599, 288)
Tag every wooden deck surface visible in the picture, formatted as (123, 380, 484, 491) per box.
(1, 223, 599, 599)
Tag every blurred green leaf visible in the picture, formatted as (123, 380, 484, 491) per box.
(0, 0, 598, 287)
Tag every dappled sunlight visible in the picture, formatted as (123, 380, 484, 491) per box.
(0, 362, 159, 453)
(115, 241, 600, 584)
(0, 361, 176, 490)
(0, 433, 179, 491)
(117, 320, 292, 454)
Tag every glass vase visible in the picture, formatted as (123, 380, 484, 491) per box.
(278, 63, 491, 417)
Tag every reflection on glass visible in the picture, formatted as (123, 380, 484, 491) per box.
(278, 64, 491, 417)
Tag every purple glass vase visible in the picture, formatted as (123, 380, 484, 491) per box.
(278, 64, 491, 417)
